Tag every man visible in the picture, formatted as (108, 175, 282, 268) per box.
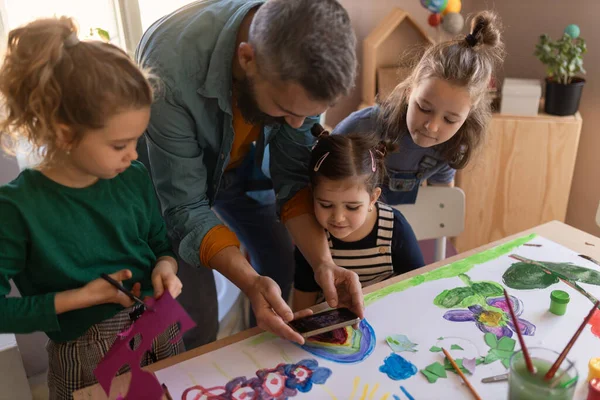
(136, 0, 363, 349)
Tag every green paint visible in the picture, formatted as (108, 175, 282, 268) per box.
(550, 290, 570, 315)
(247, 332, 278, 347)
(433, 274, 504, 309)
(503, 262, 559, 289)
(483, 333, 515, 368)
(503, 261, 600, 290)
(451, 344, 464, 350)
(484, 332, 498, 348)
(365, 234, 536, 306)
(429, 346, 443, 352)
(437, 337, 444, 340)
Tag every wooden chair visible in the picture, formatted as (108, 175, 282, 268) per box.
(392, 186, 466, 262)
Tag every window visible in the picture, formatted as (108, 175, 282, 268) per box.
(138, 0, 195, 32)
(2, 0, 124, 47)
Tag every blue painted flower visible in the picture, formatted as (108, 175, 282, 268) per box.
(379, 353, 418, 380)
(283, 359, 332, 392)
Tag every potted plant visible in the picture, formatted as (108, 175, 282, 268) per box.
(534, 25, 587, 116)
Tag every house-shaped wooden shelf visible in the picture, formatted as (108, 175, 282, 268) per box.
(361, 8, 434, 109)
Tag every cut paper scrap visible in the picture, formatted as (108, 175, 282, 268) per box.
(451, 344, 463, 350)
(386, 334, 418, 353)
(299, 319, 375, 364)
(482, 332, 516, 369)
(462, 358, 477, 375)
(379, 353, 418, 380)
(94, 293, 195, 400)
(429, 346, 442, 352)
(420, 361, 447, 383)
(443, 356, 484, 375)
(181, 359, 332, 400)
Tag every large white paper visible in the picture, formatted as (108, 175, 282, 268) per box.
(156, 235, 600, 399)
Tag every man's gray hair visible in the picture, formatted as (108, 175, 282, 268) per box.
(249, 0, 357, 102)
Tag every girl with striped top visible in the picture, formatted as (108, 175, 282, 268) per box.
(292, 125, 425, 310)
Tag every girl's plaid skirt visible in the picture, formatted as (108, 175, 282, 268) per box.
(46, 306, 183, 400)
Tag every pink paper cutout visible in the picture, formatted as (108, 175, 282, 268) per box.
(462, 357, 476, 375)
(94, 293, 195, 400)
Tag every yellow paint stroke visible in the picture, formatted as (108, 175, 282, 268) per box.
(359, 383, 369, 400)
(242, 350, 263, 370)
(187, 373, 198, 386)
(380, 394, 390, 400)
(368, 383, 380, 400)
(350, 377, 361, 400)
(277, 345, 292, 363)
(212, 362, 232, 381)
(320, 384, 338, 400)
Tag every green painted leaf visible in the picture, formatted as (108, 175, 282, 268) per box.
(430, 346, 443, 352)
(497, 336, 516, 352)
(433, 287, 477, 308)
(426, 362, 447, 378)
(451, 344, 464, 350)
(501, 357, 511, 369)
(493, 349, 515, 359)
(421, 369, 439, 383)
(542, 262, 600, 286)
(502, 262, 559, 289)
(484, 351, 500, 364)
(476, 357, 485, 365)
(471, 281, 504, 297)
(484, 333, 498, 348)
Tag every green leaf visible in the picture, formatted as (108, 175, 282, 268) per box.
(451, 344, 464, 351)
(484, 333, 498, 348)
(493, 349, 515, 359)
(437, 337, 444, 340)
(497, 336, 516, 352)
(429, 346, 443, 352)
(484, 351, 500, 364)
(501, 357, 511, 369)
(471, 281, 504, 298)
(542, 262, 600, 286)
(94, 27, 110, 42)
(433, 287, 477, 308)
(444, 358, 469, 374)
(502, 262, 559, 289)
(476, 357, 485, 365)
(421, 369, 439, 383)
(426, 362, 447, 378)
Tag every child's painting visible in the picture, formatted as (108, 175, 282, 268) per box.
(155, 235, 600, 399)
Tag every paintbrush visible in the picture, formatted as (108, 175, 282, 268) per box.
(549, 363, 575, 389)
(100, 273, 154, 312)
(162, 383, 173, 400)
(545, 300, 600, 381)
(509, 255, 600, 308)
(503, 289, 536, 374)
(442, 348, 482, 400)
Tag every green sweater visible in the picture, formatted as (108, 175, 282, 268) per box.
(0, 161, 175, 342)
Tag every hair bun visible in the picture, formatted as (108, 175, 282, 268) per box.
(469, 11, 502, 48)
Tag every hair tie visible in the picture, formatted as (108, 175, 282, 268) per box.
(465, 34, 478, 47)
(313, 152, 330, 172)
(64, 32, 80, 48)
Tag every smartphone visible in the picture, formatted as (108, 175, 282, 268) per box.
(288, 308, 361, 338)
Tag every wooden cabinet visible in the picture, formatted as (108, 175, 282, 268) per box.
(454, 111, 582, 252)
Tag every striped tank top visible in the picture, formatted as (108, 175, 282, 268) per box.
(327, 202, 395, 287)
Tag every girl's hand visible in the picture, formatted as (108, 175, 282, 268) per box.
(84, 269, 141, 307)
(151, 257, 182, 299)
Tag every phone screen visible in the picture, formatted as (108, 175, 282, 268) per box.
(288, 308, 359, 334)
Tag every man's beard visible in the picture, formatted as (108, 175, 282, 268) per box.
(234, 76, 285, 126)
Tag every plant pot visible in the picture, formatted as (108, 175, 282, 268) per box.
(544, 77, 585, 116)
